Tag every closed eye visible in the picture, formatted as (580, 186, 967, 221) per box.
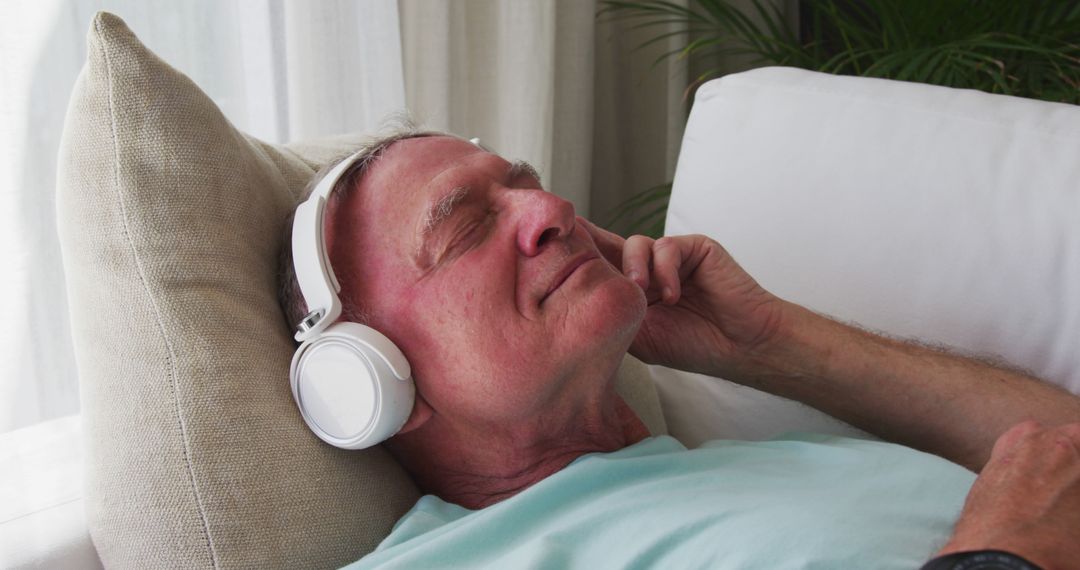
(437, 211, 494, 265)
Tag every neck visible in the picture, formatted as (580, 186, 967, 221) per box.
(388, 395, 649, 510)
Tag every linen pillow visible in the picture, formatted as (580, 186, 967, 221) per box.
(660, 67, 1080, 447)
(57, 12, 664, 568)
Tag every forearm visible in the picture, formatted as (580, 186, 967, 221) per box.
(737, 303, 1080, 471)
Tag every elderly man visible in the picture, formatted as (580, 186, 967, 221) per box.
(280, 130, 1080, 569)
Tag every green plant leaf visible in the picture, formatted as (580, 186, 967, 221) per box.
(597, 0, 1080, 235)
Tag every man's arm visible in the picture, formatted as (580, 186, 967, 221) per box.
(582, 220, 1080, 470)
(581, 221, 1080, 566)
(739, 303, 1080, 471)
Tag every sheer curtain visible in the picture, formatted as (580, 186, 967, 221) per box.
(399, 0, 690, 221)
(3, 0, 772, 434)
(1, 0, 405, 434)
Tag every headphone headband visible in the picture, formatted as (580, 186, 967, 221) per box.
(291, 148, 366, 341)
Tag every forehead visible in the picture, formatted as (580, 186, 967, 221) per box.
(329, 135, 500, 268)
(356, 135, 500, 218)
(370, 135, 488, 192)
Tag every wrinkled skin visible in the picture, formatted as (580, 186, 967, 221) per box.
(325, 136, 651, 506)
(938, 421, 1080, 570)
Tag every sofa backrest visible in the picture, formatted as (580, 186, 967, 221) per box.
(659, 67, 1080, 447)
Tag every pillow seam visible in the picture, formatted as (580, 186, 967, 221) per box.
(95, 16, 220, 569)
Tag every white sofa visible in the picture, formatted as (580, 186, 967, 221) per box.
(5, 66, 1080, 568)
(0, 415, 101, 569)
(654, 67, 1080, 447)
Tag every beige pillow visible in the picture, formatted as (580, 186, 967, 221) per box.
(56, 11, 664, 568)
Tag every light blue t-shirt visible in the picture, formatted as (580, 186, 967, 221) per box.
(345, 434, 975, 569)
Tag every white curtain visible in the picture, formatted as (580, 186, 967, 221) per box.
(399, 0, 689, 220)
(2, 0, 762, 434)
(0, 0, 406, 434)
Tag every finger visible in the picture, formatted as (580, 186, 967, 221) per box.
(1061, 422, 1080, 438)
(578, 216, 624, 271)
(622, 235, 654, 290)
(652, 237, 685, 304)
(992, 420, 1043, 458)
(1056, 422, 1080, 452)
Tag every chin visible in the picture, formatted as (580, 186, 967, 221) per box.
(580, 273, 648, 351)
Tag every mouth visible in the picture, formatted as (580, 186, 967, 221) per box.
(540, 253, 599, 304)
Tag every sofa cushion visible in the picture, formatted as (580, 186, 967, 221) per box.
(0, 415, 101, 569)
(661, 67, 1080, 447)
(56, 11, 423, 568)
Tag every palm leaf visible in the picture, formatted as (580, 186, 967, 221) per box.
(598, 0, 1080, 236)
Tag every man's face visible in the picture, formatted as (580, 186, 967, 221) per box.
(325, 136, 646, 435)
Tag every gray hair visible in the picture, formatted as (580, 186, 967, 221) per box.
(277, 122, 447, 336)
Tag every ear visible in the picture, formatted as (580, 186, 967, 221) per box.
(397, 391, 434, 434)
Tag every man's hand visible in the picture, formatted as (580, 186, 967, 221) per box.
(580, 218, 787, 378)
(584, 221, 1080, 472)
(937, 421, 1080, 570)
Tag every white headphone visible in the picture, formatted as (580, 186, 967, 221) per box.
(289, 137, 487, 449)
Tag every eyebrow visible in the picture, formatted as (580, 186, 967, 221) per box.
(421, 186, 469, 236)
(508, 159, 541, 184)
(414, 159, 542, 265)
(415, 186, 469, 264)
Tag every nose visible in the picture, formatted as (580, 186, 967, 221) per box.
(509, 189, 576, 256)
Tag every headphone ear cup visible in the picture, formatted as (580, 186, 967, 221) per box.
(289, 322, 415, 449)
